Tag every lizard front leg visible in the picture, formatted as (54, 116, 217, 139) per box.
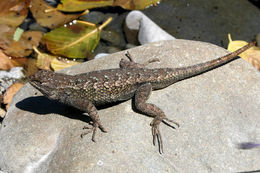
(134, 83, 179, 153)
(80, 101, 107, 142)
(119, 51, 159, 69)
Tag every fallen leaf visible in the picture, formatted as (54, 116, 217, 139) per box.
(51, 57, 81, 71)
(57, 0, 114, 12)
(227, 34, 250, 60)
(0, 50, 14, 70)
(0, 0, 30, 27)
(244, 49, 260, 70)
(30, 0, 88, 29)
(114, 0, 161, 10)
(57, 0, 161, 12)
(3, 82, 24, 110)
(42, 17, 112, 58)
(24, 58, 38, 77)
(10, 57, 27, 67)
(0, 24, 43, 57)
(227, 34, 260, 70)
(0, 47, 27, 70)
(33, 47, 56, 70)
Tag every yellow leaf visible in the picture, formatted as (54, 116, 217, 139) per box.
(33, 47, 56, 70)
(227, 34, 260, 70)
(51, 58, 81, 71)
(227, 34, 250, 60)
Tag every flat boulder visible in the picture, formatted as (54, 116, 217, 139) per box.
(0, 39, 259, 172)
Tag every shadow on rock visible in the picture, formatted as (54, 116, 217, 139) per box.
(16, 96, 92, 123)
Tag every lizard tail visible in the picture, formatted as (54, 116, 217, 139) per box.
(175, 41, 256, 80)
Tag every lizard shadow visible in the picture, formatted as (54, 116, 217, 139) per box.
(16, 96, 91, 123)
(16, 96, 123, 124)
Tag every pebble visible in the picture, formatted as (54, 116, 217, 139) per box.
(79, 11, 105, 24)
(101, 29, 121, 46)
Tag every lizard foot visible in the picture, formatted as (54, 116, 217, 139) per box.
(150, 117, 179, 154)
(81, 122, 107, 142)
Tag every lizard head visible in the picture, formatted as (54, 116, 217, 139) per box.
(28, 70, 60, 100)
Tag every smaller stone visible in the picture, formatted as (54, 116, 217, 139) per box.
(29, 23, 48, 33)
(101, 29, 121, 46)
(79, 11, 105, 24)
(0, 67, 24, 95)
(107, 46, 121, 54)
(94, 53, 109, 59)
(0, 108, 6, 118)
(0, 67, 24, 80)
(125, 43, 137, 49)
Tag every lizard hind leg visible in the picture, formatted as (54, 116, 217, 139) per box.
(80, 101, 107, 142)
(119, 51, 160, 69)
(134, 83, 179, 154)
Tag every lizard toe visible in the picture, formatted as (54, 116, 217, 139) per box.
(151, 123, 163, 154)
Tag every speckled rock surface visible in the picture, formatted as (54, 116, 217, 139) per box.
(0, 40, 259, 173)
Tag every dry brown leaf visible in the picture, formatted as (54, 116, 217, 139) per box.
(0, 24, 43, 57)
(30, 0, 87, 29)
(10, 57, 27, 67)
(0, 50, 14, 70)
(0, 0, 31, 27)
(24, 58, 38, 77)
(3, 83, 24, 110)
(244, 49, 260, 70)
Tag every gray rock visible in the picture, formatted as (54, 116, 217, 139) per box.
(0, 40, 259, 172)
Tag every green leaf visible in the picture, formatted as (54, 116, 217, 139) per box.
(13, 27, 24, 41)
(42, 20, 102, 58)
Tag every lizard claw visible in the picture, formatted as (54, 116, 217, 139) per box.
(152, 124, 163, 154)
(81, 123, 107, 142)
(150, 119, 164, 154)
(162, 117, 180, 128)
(150, 117, 179, 154)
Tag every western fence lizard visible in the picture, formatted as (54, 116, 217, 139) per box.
(29, 41, 255, 153)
